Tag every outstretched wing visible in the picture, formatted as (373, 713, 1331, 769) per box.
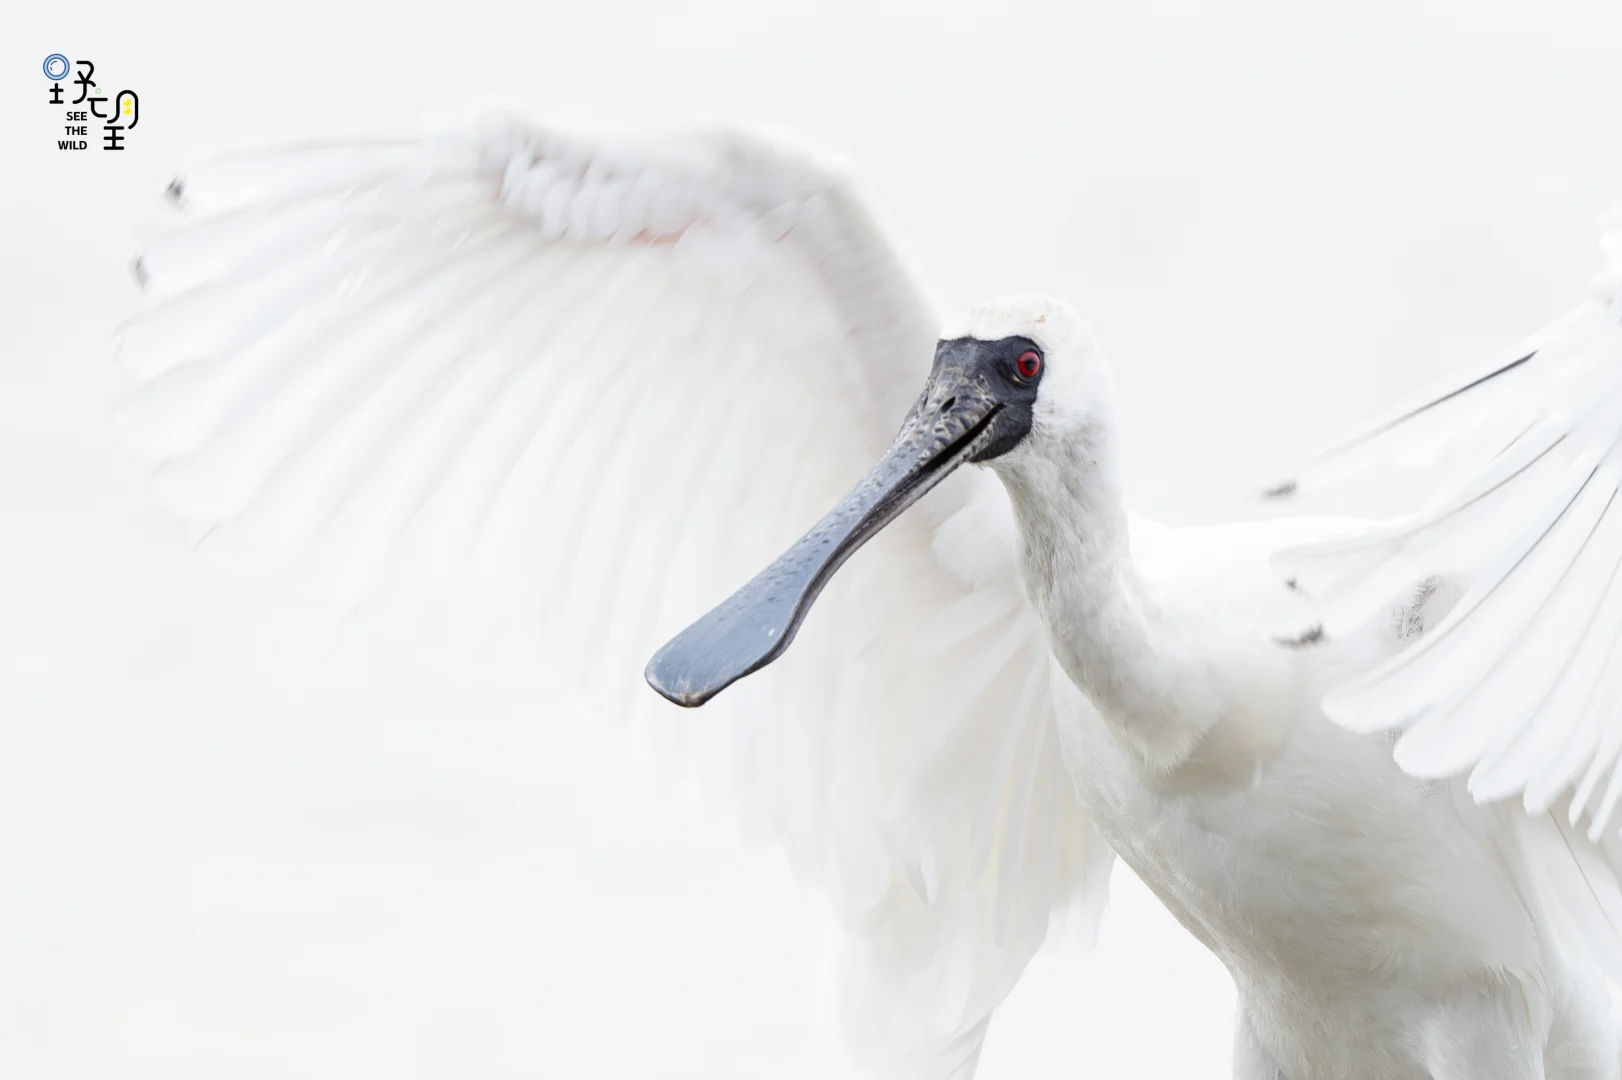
(116, 107, 1112, 1077)
(1268, 208, 1622, 967)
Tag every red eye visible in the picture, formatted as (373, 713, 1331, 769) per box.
(1016, 350, 1041, 379)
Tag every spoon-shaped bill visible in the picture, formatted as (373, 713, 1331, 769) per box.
(644, 388, 1001, 707)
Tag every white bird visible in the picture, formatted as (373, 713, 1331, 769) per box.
(115, 106, 1622, 1080)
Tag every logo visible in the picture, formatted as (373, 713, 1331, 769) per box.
(44, 55, 139, 151)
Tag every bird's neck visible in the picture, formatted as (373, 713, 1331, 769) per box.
(996, 429, 1242, 771)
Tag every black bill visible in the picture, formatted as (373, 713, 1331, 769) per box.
(644, 335, 1042, 708)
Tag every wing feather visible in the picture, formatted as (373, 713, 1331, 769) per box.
(116, 107, 1113, 1076)
(1273, 205, 1622, 971)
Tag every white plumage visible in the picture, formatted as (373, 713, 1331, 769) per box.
(116, 106, 1622, 1079)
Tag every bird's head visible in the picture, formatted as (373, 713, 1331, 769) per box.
(645, 294, 1107, 707)
(921, 293, 1112, 473)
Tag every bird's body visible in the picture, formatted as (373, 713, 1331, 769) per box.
(1050, 516, 1612, 1079)
(117, 109, 1622, 1079)
(935, 294, 1620, 1077)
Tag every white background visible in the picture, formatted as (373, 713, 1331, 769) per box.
(4, 2, 1622, 1076)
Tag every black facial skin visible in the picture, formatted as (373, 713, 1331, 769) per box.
(644, 335, 1043, 708)
(931, 335, 1043, 462)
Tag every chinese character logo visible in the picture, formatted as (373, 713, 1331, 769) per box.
(44, 54, 140, 151)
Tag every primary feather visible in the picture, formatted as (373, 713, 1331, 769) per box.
(1272, 209, 1622, 836)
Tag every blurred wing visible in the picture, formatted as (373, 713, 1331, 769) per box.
(1268, 208, 1622, 967)
(116, 108, 1112, 1076)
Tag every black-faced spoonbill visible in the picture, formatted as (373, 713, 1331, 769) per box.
(118, 109, 1622, 1079)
